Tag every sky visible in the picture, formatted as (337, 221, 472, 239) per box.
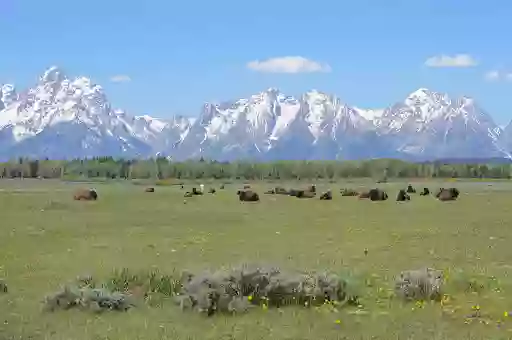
(1, 0, 512, 124)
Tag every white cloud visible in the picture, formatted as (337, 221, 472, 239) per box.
(484, 70, 500, 81)
(484, 70, 512, 82)
(247, 56, 331, 73)
(424, 54, 478, 68)
(110, 75, 131, 83)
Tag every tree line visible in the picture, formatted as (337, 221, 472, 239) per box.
(0, 157, 510, 180)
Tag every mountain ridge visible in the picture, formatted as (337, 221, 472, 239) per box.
(1, 66, 511, 162)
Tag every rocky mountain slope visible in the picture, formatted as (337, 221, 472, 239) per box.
(0, 66, 510, 161)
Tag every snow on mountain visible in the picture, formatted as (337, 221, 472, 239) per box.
(0, 66, 510, 161)
(375, 88, 510, 160)
(0, 66, 193, 160)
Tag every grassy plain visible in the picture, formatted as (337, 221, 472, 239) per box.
(1, 178, 512, 339)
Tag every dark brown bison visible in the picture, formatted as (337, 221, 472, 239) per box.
(290, 185, 315, 197)
(237, 190, 259, 202)
(419, 188, 430, 196)
(340, 188, 359, 196)
(368, 188, 388, 201)
(145, 187, 155, 193)
(396, 189, 410, 201)
(288, 189, 301, 197)
(219, 184, 225, 189)
(208, 188, 216, 194)
(297, 190, 316, 198)
(192, 187, 203, 195)
(319, 191, 333, 200)
(73, 189, 98, 201)
(406, 185, 416, 193)
(436, 188, 459, 201)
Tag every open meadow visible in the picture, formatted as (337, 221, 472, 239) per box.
(2, 178, 512, 339)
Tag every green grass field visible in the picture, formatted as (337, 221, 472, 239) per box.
(2, 179, 512, 339)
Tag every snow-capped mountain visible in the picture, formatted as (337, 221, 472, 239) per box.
(0, 66, 510, 161)
(0, 66, 194, 160)
(375, 88, 509, 161)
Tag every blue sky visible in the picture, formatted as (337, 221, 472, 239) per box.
(1, 0, 512, 124)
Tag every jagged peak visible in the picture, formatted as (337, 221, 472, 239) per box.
(265, 87, 280, 94)
(40, 65, 66, 84)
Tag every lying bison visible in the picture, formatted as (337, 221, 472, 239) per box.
(290, 185, 316, 197)
(396, 189, 410, 201)
(145, 187, 155, 193)
(419, 188, 430, 196)
(436, 188, 460, 201)
(367, 188, 388, 201)
(297, 190, 316, 198)
(73, 189, 98, 201)
(192, 187, 203, 195)
(319, 191, 332, 200)
(237, 190, 260, 202)
(406, 185, 416, 193)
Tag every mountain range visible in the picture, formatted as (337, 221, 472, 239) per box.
(1, 66, 511, 162)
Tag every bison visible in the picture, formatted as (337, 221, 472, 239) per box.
(319, 191, 333, 200)
(297, 190, 316, 198)
(436, 188, 459, 201)
(290, 185, 315, 197)
(419, 188, 430, 196)
(208, 188, 216, 194)
(243, 184, 251, 189)
(145, 187, 155, 193)
(73, 188, 98, 201)
(368, 188, 388, 201)
(192, 187, 203, 195)
(396, 189, 410, 201)
(406, 185, 416, 194)
(237, 190, 259, 202)
(184, 192, 193, 197)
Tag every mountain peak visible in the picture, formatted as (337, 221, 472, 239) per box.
(40, 65, 65, 84)
(407, 88, 437, 99)
(265, 87, 280, 94)
(0, 68, 510, 161)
